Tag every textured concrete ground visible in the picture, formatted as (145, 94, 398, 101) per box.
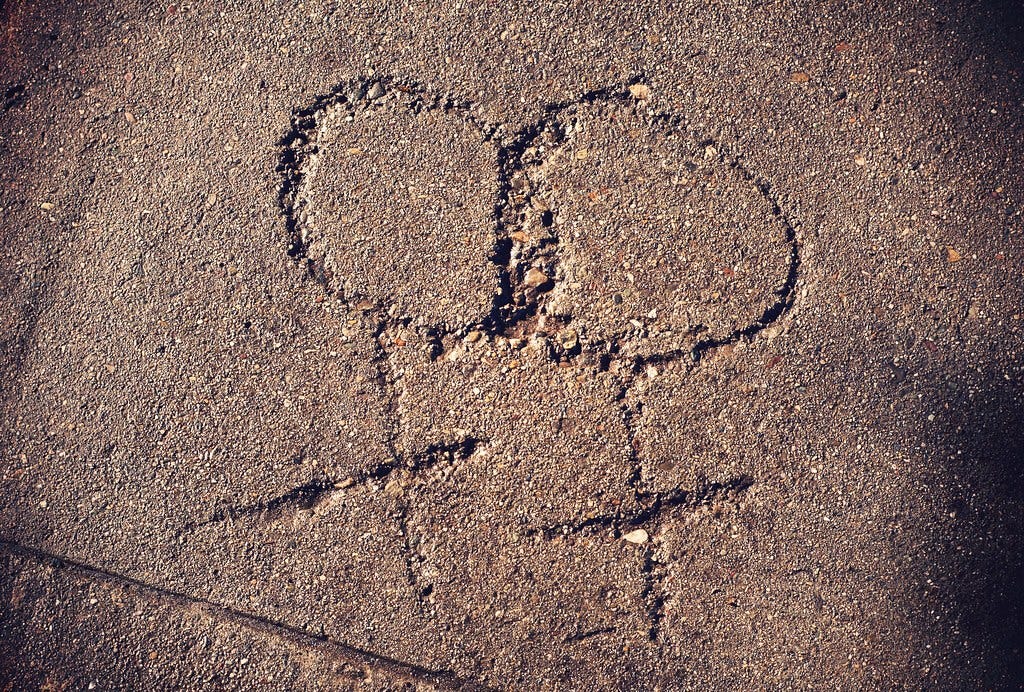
(1, 0, 1022, 689)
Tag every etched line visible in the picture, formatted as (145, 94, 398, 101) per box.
(180, 437, 484, 534)
(526, 474, 754, 540)
(270, 76, 799, 666)
(0, 539, 489, 691)
(1, 83, 25, 113)
(502, 80, 802, 368)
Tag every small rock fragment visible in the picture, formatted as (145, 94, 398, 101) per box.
(367, 82, 385, 99)
(346, 83, 366, 102)
(945, 246, 962, 263)
(628, 84, 651, 100)
(524, 267, 550, 288)
(790, 71, 810, 83)
(623, 529, 648, 544)
(558, 329, 579, 350)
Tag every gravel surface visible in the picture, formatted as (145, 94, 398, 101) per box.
(1, 0, 1022, 689)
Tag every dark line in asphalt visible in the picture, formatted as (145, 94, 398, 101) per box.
(0, 539, 489, 692)
(1, 83, 25, 113)
(181, 436, 484, 534)
(528, 473, 755, 540)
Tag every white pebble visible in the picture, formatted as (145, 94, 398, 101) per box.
(623, 529, 648, 544)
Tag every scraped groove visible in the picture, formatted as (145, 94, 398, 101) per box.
(638, 205, 801, 370)
(0, 540, 488, 691)
(618, 381, 646, 501)
(183, 436, 485, 533)
(276, 75, 504, 339)
(640, 543, 666, 643)
(527, 474, 755, 540)
(503, 81, 802, 367)
(277, 76, 801, 359)
(483, 80, 654, 344)
(563, 626, 616, 643)
(1, 83, 25, 113)
(207, 476, 335, 524)
(268, 78, 798, 677)
(395, 499, 421, 609)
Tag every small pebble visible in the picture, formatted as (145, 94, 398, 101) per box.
(558, 329, 578, 350)
(367, 82, 385, 99)
(623, 529, 648, 544)
(346, 84, 366, 102)
(524, 267, 550, 288)
(628, 84, 651, 100)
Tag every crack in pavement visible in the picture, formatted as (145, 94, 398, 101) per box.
(0, 539, 490, 692)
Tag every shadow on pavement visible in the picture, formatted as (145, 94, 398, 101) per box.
(930, 371, 1024, 686)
